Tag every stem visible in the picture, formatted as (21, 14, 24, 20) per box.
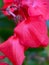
(7, 10, 16, 18)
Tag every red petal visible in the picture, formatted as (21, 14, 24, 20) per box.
(0, 62, 9, 65)
(14, 16, 48, 48)
(0, 36, 25, 65)
(3, 0, 14, 3)
(0, 55, 5, 59)
(28, 0, 48, 20)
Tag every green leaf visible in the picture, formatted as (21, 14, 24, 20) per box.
(0, 0, 3, 8)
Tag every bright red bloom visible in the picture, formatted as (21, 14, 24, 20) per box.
(2, 0, 49, 20)
(0, 16, 48, 65)
(14, 16, 48, 48)
(0, 36, 25, 65)
(0, 0, 48, 65)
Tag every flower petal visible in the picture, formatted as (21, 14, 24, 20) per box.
(14, 17, 48, 48)
(0, 36, 25, 65)
(0, 63, 9, 65)
(3, 0, 14, 3)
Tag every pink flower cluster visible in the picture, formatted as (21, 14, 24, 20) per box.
(0, 0, 49, 65)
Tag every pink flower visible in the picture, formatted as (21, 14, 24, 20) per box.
(0, 36, 25, 65)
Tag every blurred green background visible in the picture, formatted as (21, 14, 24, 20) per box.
(0, 0, 49, 65)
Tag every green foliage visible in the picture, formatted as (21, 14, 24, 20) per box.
(0, 0, 3, 8)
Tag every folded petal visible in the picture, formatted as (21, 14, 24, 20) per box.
(0, 36, 25, 65)
(14, 16, 48, 48)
